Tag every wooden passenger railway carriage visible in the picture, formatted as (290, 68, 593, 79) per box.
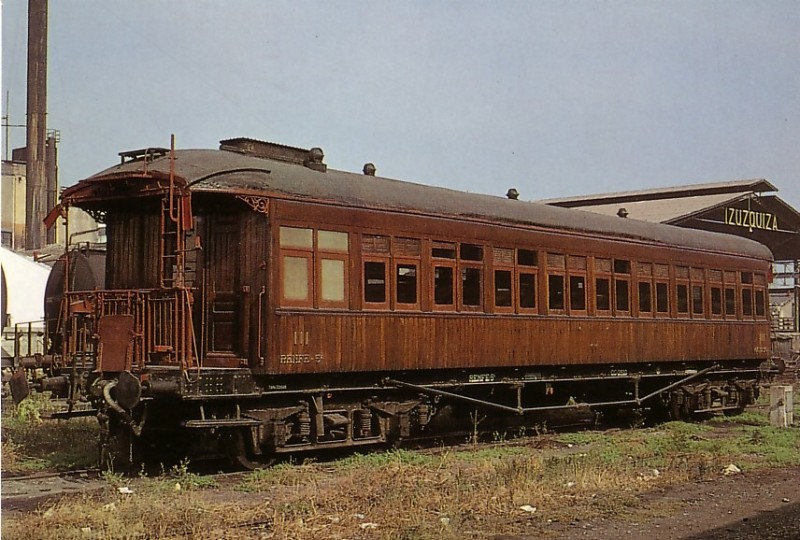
(49, 137, 773, 467)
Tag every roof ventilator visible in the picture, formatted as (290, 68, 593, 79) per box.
(303, 147, 327, 172)
(219, 137, 326, 171)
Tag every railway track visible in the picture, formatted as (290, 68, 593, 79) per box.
(2, 469, 104, 511)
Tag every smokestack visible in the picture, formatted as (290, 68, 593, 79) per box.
(25, 0, 48, 250)
(45, 134, 58, 244)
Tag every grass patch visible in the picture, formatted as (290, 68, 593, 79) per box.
(2, 395, 100, 472)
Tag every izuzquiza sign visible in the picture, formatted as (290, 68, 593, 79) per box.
(724, 207, 778, 232)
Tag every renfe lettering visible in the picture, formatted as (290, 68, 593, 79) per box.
(279, 353, 324, 364)
(724, 207, 778, 233)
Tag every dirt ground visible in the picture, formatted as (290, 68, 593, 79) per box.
(523, 465, 800, 540)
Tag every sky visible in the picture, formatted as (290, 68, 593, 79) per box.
(2, 1, 799, 210)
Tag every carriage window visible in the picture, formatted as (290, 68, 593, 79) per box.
(396, 264, 418, 305)
(283, 256, 310, 301)
(495, 270, 513, 307)
(677, 284, 689, 313)
(742, 288, 753, 316)
(638, 282, 652, 312)
(462, 268, 482, 306)
(280, 226, 313, 248)
(570, 276, 586, 310)
(320, 259, 346, 302)
(596, 278, 611, 311)
(692, 285, 704, 315)
(741, 272, 753, 284)
(432, 242, 456, 259)
(434, 266, 455, 306)
(518, 249, 538, 266)
(364, 262, 386, 303)
(615, 279, 629, 312)
(711, 287, 722, 315)
(549, 275, 565, 310)
(460, 244, 483, 261)
(725, 288, 736, 316)
(614, 259, 631, 274)
(656, 282, 669, 313)
(318, 230, 349, 252)
(519, 273, 537, 309)
(755, 290, 766, 317)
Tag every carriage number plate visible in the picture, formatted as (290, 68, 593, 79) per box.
(280, 353, 324, 364)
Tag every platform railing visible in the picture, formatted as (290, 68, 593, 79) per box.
(62, 288, 197, 372)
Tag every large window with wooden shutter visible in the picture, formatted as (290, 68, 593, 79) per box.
(279, 226, 349, 309)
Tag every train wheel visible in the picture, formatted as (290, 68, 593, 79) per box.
(222, 428, 274, 470)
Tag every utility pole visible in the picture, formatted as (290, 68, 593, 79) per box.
(25, 0, 48, 250)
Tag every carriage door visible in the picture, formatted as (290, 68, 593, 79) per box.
(204, 214, 241, 364)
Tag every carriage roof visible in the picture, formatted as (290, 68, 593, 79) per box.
(75, 145, 772, 261)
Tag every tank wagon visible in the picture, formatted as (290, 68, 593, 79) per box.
(48, 137, 773, 467)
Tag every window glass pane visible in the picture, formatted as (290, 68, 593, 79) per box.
(364, 261, 386, 303)
(570, 275, 586, 310)
(549, 274, 565, 310)
(741, 272, 753, 284)
(519, 273, 536, 309)
(283, 256, 309, 301)
(432, 243, 456, 259)
(614, 259, 631, 274)
(742, 288, 753, 316)
(434, 266, 454, 305)
(692, 285, 704, 315)
(639, 282, 652, 312)
(462, 267, 482, 306)
(656, 283, 668, 313)
(677, 284, 689, 313)
(725, 288, 736, 315)
(460, 244, 483, 261)
(318, 230, 349, 252)
(396, 264, 418, 304)
(755, 290, 766, 317)
(596, 278, 611, 311)
(518, 249, 538, 266)
(321, 259, 346, 302)
(711, 287, 722, 315)
(280, 226, 313, 248)
(495, 270, 512, 307)
(615, 279, 629, 311)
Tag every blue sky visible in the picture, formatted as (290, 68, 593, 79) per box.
(3, 1, 799, 210)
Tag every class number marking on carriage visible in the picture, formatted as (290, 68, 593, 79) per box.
(280, 353, 324, 364)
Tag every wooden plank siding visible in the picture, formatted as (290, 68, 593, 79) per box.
(269, 312, 767, 374)
(238, 198, 772, 376)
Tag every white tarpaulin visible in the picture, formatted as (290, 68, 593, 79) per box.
(1, 247, 51, 327)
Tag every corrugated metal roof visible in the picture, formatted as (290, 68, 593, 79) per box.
(557, 192, 753, 223)
(540, 179, 777, 206)
(74, 147, 773, 261)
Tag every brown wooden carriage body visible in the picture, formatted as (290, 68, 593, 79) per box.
(55, 139, 773, 464)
